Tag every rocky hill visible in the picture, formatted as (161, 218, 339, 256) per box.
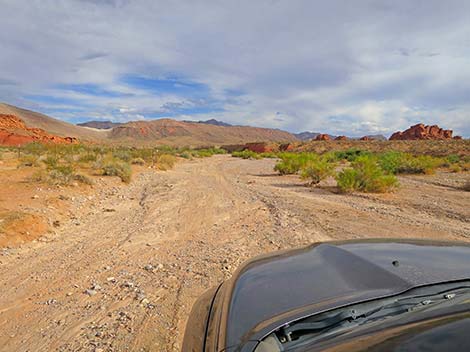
(0, 103, 105, 141)
(196, 119, 232, 127)
(109, 119, 297, 146)
(390, 123, 460, 140)
(0, 114, 78, 146)
(77, 120, 123, 130)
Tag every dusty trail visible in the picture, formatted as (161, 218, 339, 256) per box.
(0, 155, 468, 351)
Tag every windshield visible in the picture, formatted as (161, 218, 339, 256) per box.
(254, 281, 470, 352)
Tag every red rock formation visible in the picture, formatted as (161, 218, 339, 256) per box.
(389, 123, 454, 140)
(279, 143, 295, 151)
(453, 135, 463, 140)
(315, 134, 331, 141)
(360, 136, 372, 141)
(0, 114, 78, 146)
(335, 136, 348, 140)
(244, 142, 274, 153)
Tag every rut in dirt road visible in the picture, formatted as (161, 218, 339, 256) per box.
(0, 155, 468, 352)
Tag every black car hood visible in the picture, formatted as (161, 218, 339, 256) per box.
(221, 239, 470, 350)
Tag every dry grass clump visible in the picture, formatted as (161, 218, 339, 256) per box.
(156, 154, 177, 171)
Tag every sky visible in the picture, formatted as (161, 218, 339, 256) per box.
(0, 0, 469, 137)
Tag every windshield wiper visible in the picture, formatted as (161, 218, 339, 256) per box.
(273, 283, 470, 349)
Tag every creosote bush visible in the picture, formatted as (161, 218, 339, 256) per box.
(101, 159, 132, 183)
(336, 155, 398, 193)
(300, 156, 335, 185)
(156, 154, 177, 171)
(274, 153, 317, 175)
(232, 150, 262, 159)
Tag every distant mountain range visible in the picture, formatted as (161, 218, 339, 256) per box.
(0, 103, 400, 146)
(0, 104, 296, 146)
(77, 120, 123, 129)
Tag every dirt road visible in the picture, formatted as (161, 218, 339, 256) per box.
(0, 155, 469, 351)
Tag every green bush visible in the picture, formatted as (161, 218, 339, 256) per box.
(446, 154, 460, 164)
(73, 173, 93, 185)
(378, 152, 442, 175)
(48, 165, 76, 185)
(259, 152, 278, 158)
(232, 150, 261, 159)
(336, 155, 398, 193)
(78, 152, 98, 163)
(300, 157, 335, 185)
(18, 155, 40, 167)
(102, 160, 132, 183)
(274, 153, 317, 175)
(43, 155, 59, 168)
(112, 149, 132, 162)
(334, 149, 371, 162)
(131, 157, 146, 165)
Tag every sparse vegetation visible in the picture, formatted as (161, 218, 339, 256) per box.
(274, 153, 317, 175)
(156, 154, 177, 171)
(131, 157, 146, 165)
(232, 150, 262, 159)
(300, 156, 335, 185)
(336, 155, 399, 193)
(6, 143, 231, 186)
(101, 159, 132, 183)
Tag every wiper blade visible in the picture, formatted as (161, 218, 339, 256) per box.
(273, 283, 470, 348)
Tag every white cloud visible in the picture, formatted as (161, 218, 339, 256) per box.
(0, 0, 469, 136)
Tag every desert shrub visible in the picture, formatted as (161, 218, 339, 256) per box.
(260, 152, 278, 158)
(112, 149, 132, 162)
(336, 155, 398, 193)
(102, 160, 132, 183)
(446, 154, 460, 164)
(274, 153, 318, 175)
(22, 142, 47, 156)
(334, 149, 371, 162)
(30, 169, 48, 182)
(300, 157, 335, 185)
(48, 165, 76, 185)
(401, 155, 443, 175)
(42, 155, 59, 168)
(198, 147, 225, 156)
(378, 152, 442, 175)
(131, 157, 146, 165)
(179, 151, 193, 159)
(449, 164, 462, 173)
(18, 154, 40, 167)
(156, 154, 177, 170)
(73, 173, 93, 185)
(78, 152, 98, 163)
(232, 150, 261, 159)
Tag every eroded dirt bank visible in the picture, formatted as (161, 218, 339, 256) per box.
(0, 155, 469, 351)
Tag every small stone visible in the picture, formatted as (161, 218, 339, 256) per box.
(85, 289, 97, 296)
(144, 264, 153, 271)
(32, 195, 39, 199)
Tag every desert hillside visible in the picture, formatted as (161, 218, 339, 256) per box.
(108, 118, 297, 145)
(1, 104, 297, 146)
(0, 103, 106, 141)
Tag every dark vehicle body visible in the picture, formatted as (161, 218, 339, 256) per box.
(182, 239, 470, 352)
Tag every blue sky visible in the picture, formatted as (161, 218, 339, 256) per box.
(0, 0, 469, 137)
